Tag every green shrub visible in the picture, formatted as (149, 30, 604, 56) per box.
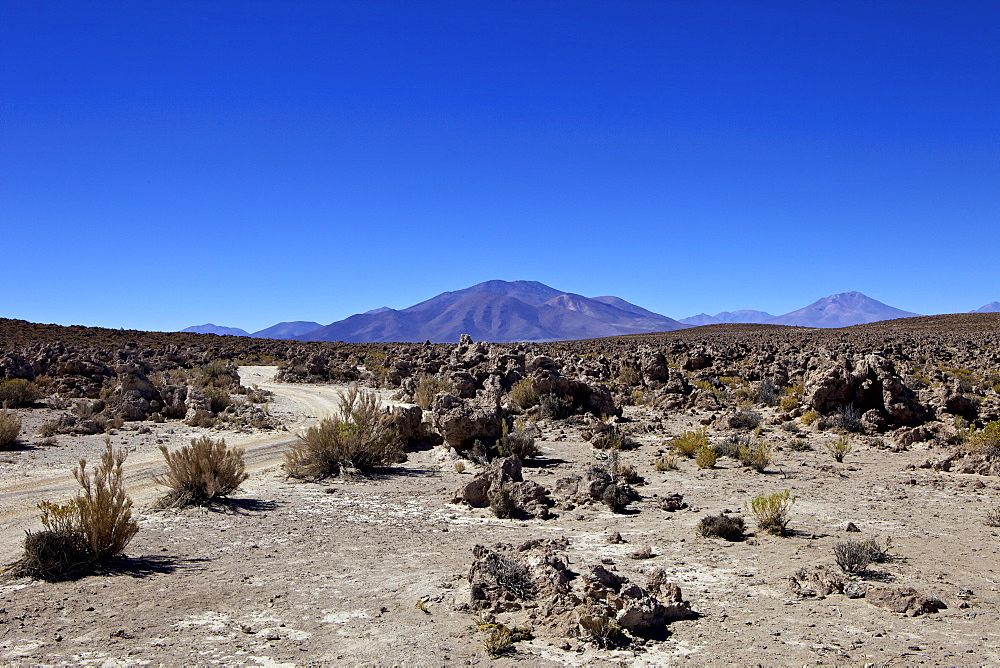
(801, 409, 821, 426)
(779, 395, 799, 412)
(618, 364, 641, 387)
(539, 392, 573, 420)
(285, 385, 400, 479)
(695, 446, 717, 468)
(737, 438, 772, 472)
(671, 428, 709, 458)
(697, 513, 745, 540)
(154, 436, 248, 507)
(788, 437, 812, 451)
(509, 378, 539, 409)
(414, 375, 451, 410)
(970, 420, 1000, 458)
(825, 435, 852, 462)
(0, 410, 21, 448)
(498, 419, 538, 460)
(746, 489, 795, 536)
(204, 386, 232, 413)
(0, 379, 41, 407)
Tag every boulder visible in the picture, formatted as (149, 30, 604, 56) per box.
(865, 587, 947, 616)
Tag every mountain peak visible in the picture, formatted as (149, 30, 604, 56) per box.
(768, 292, 919, 328)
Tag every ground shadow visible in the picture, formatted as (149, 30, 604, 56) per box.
(99, 554, 211, 579)
(206, 498, 280, 514)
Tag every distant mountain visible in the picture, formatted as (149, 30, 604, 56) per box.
(972, 302, 1000, 313)
(767, 292, 919, 328)
(297, 280, 688, 343)
(251, 321, 323, 340)
(680, 310, 775, 326)
(181, 323, 250, 337)
(364, 307, 393, 315)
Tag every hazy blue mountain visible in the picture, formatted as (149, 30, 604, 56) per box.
(297, 280, 688, 343)
(251, 321, 323, 340)
(181, 323, 250, 337)
(680, 310, 775, 326)
(971, 302, 1000, 313)
(767, 291, 919, 328)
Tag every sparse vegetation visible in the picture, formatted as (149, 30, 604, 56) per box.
(671, 428, 709, 458)
(498, 419, 538, 459)
(483, 624, 514, 656)
(984, 506, 1000, 527)
(801, 409, 821, 426)
(653, 452, 679, 471)
(834, 536, 895, 574)
(695, 446, 717, 468)
(825, 435, 852, 462)
(787, 437, 812, 451)
(969, 420, 1000, 458)
(747, 489, 795, 535)
(737, 438, 772, 472)
(0, 379, 41, 407)
(697, 513, 745, 540)
(539, 392, 573, 420)
(73, 440, 140, 563)
(415, 375, 451, 409)
(154, 436, 249, 507)
(509, 378, 539, 409)
(284, 385, 400, 479)
(0, 410, 21, 448)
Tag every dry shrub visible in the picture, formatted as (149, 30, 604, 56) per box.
(697, 513, 745, 540)
(498, 419, 538, 459)
(671, 428, 708, 458)
(483, 624, 515, 656)
(695, 446, 717, 468)
(746, 489, 795, 536)
(801, 409, 821, 426)
(414, 375, 451, 410)
(509, 378, 539, 410)
(653, 452, 678, 471)
(204, 386, 232, 413)
(539, 392, 573, 420)
(74, 440, 139, 562)
(834, 537, 893, 574)
(0, 379, 41, 407)
(0, 410, 21, 448)
(488, 482, 518, 519)
(985, 506, 1000, 527)
(737, 438, 772, 472)
(825, 435, 852, 462)
(970, 420, 1000, 458)
(285, 385, 400, 479)
(154, 436, 248, 507)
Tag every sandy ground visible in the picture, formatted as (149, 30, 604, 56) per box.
(1, 369, 999, 665)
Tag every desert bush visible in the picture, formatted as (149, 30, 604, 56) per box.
(199, 360, 236, 389)
(284, 385, 400, 479)
(498, 419, 538, 460)
(969, 420, 1000, 458)
(780, 420, 801, 433)
(715, 434, 750, 459)
(509, 378, 539, 409)
(697, 513, 745, 540)
(757, 379, 778, 407)
(204, 386, 232, 413)
(695, 446, 717, 468)
(73, 440, 139, 563)
(618, 364, 641, 387)
(154, 436, 248, 507)
(481, 550, 536, 600)
(591, 423, 638, 451)
(831, 404, 863, 433)
(483, 624, 514, 656)
(671, 428, 709, 458)
(0, 379, 41, 407)
(788, 437, 812, 451)
(539, 392, 573, 420)
(601, 482, 635, 513)
(801, 409, 821, 426)
(985, 506, 1000, 527)
(488, 482, 518, 519)
(0, 410, 21, 448)
(653, 452, 678, 471)
(825, 435, 852, 462)
(779, 394, 799, 412)
(834, 539, 872, 574)
(746, 489, 795, 535)
(414, 375, 451, 410)
(737, 438, 772, 472)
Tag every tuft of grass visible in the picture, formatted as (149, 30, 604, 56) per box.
(483, 625, 514, 656)
(969, 420, 1000, 458)
(73, 439, 140, 563)
(671, 428, 709, 458)
(697, 513, 745, 540)
(498, 419, 538, 460)
(779, 394, 799, 412)
(746, 489, 795, 536)
(788, 437, 812, 451)
(0, 410, 21, 448)
(285, 385, 400, 479)
(801, 409, 821, 426)
(834, 536, 894, 574)
(509, 378, 539, 409)
(0, 379, 41, 407)
(414, 375, 451, 410)
(737, 438, 772, 472)
(653, 452, 679, 471)
(825, 435, 852, 462)
(154, 436, 248, 507)
(695, 446, 717, 468)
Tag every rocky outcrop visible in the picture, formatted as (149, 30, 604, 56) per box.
(453, 456, 552, 519)
(803, 355, 929, 427)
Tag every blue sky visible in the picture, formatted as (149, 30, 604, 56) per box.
(2, 1, 998, 332)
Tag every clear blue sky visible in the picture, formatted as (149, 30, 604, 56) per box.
(3, 1, 998, 332)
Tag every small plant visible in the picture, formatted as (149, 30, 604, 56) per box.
(653, 452, 679, 471)
(715, 433, 751, 459)
(454, 461, 466, 473)
(757, 379, 778, 406)
(498, 419, 538, 460)
(985, 506, 1000, 527)
(601, 482, 636, 513)
(487, 482, 519, 519)
(737, 438, 772, 472)
(834, 539, 872, 574)
(539, 392, 573, 420)
(671, 428, 709, 458)
(779, 394, 799, 412)
(695, 446, 717, 468)
(697, 513, 745, 540)
(618, 364, 641, 387)
(591, 422, 638, 451)
(969, 420, 1000, 458)
(832, 404, 863, 433)
(414, 375, 451, 410)
(204, 386, 232, 413)
(0, 410, 21, 448)
(284, 385, 400, 479)
(73, 439, 140, 563)
(746, 489, 795, 535)
(483, 624, 514, 656)
(0, 379, 41, 407)
(788, 437, 812, 451)
(732, 408, 762, 430)
(825, 435, 852, 462)
(509, 378, 539, 409)
(154, 436, 248, 507)
(801, 409, 821, 426)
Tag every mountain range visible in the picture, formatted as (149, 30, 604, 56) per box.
(180, 281, 999, 343)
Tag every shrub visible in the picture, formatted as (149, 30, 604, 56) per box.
(695, 446, 717, 468)
(284, 385, 400, 479)
(539, 392, 573, 420)
(73, 441, 139, 563)
(591, 423, 638, 451)
(498, 419, 538, 460)
(801, 409, 821, 426)
(414, 375, 451, 410)
(483, 624, 514, 656)
(788, 437, 812, 452)
(509, 378, 539, 409)
(653, 452, 679, 471)
(985, 506, 1000, 527)
(715, 434, 750, 459)
(697, 513, 745, 540)
(204, 386, 232, 413)
(732, 408, 763, 430)
(0, 379, 41, 407)
(969, 421, 1000, 458)
(618, 364, 641, 387)
(154, 436, 248, 507)
(757, 379, 778, 406)
(488, 482, 518, 519)
(737, 438, 772, 472)
(0, 410, 21, 448)
(825, 435, 852, 462)
(779, 395, 799, 412)
(746, 489, 795, 535)
(833, 539, 872, 574)
(601, 482, 635, 513)
(832, 404, 863, 433)
(671, 428, 709, 458)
